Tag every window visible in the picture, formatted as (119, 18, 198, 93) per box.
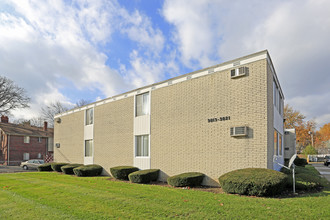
(273, 81, 277, 107)
(38, 137, 42, 143)
(274, 130, 278, 155)
(48, 138, 54, 152)
(85, 108, 93, 125)
(136, 92, 149, 116)
(23, 153, 29, 160)
(85, 139, 93, 157)
(278, 133, 282, 156)
(38, 153, 41, 159)
(135, 135, 149, 157)
(24, 136, 30, 144)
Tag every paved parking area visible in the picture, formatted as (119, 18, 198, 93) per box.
(312, 163, 330, 182)
(0, 165, 37, 173)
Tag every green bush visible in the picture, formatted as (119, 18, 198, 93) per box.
(128, 169, 160, 184)
(51, 163, 69, 172)
(167, 172, 204, 187)
(303, 145, 318, 156)
(218, 168, 287, 197)
(73, 164, 103, 177)
(61, 164, 83, 175)
(283, 165, 324, 191)
(110, 166, 139, 180)
(37, 163, 53, 171)
(294, 157, 308, 167)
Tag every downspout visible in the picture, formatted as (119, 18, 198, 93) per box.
(7, 134, 10, 165)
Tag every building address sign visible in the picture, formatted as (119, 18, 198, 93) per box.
(208, 116, 230, 123)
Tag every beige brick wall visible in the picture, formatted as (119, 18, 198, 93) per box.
(93, 97, 134, 175)
(150, 59, 269, 186)
(54, 111, 84, 164)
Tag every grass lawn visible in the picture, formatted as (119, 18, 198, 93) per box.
(0, 168, 329, 219)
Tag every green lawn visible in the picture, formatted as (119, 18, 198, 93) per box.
(0, 170, 329, 219)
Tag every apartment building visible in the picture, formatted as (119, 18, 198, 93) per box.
(54, 50, 285, 186)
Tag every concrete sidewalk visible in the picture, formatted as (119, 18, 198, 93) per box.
(312, 163, 330, 182)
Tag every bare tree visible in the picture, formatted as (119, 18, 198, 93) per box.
(41, 101, 69, 127)
(75, 99, 91, 108)
(0, 76, 30, 115)
(13, 117, 44, 127)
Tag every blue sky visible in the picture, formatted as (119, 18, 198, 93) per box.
(1, 0, 330, 128)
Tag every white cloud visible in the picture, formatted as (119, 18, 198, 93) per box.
(162, 0, 330, 127)
(1, 0, 169, 121)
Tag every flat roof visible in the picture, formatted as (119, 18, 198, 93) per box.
(55, 50, 283, 118)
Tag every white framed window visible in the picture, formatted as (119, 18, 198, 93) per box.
(135, 135, 149, 157)
(24, 136, 30, 144)
(279, 133, 282, 156)
(38, 137, 42, 143)
(85, 108, 94, 125)
(85, 139, 93, 157)
(136, 92, 149, 117)
(274, 130, 278, 156)
(23, 153, 29, 160)
(38, 153, 41, 159)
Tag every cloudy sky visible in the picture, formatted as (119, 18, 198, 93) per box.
(0, 0, 329, 128)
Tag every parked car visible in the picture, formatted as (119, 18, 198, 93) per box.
(20, 160, 44, 170)
(324, 156, 330, 166)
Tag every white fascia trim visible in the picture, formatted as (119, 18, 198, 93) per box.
(54, 51, 269, 118)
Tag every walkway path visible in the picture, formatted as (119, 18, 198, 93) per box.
(312, 163, 330, 182)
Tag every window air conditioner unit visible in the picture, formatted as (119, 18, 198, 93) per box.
(231, 67, 249, 78)
(230, 126, 248, 137)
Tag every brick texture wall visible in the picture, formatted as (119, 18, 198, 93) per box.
(54, 111, 84, 164)
(94, 97, 134, 175)
(8, 135, 47, 165)
(150, 59, 269, 185)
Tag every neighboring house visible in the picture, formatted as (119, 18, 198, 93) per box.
(284, 129, 296, 160)
(54, 50, 285, 186)
(0, 116, 54, 165)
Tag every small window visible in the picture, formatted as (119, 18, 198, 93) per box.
(38, 137, 42, 143)
(85, 139, 93, 157)
(136, 92, 149, 116)
(38, 153, 41, 159)
(278, 133, 282, 156)
(274, 130, 278, 156)
(24, 136, 30, 144)
(135, 135, 149, 157)
(85, 108, 93, 125)
(23, 153, 30, 160)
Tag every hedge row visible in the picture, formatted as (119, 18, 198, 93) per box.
(37, 162, 103, 177)
(61, 164, 83, 174)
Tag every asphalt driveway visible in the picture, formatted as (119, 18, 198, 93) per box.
(0, 165, 37, 173)
(312, 163, 330, 182)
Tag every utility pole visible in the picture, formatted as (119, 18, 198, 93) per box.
(308, 131, 314, 147)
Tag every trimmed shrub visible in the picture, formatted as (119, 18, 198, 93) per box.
(51, 163, 69, 172)
(73, 164, 103, 177)
(283, 165, 325, 191)
(218, 168, 287, 197)
(110, 166, 139, 180)
(61, 164, 83, 175)
(294, 157, 308, 167)
(167, 172, 204, 187)
(128, 169, 160, 184)
(37, 163, 53, 172)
